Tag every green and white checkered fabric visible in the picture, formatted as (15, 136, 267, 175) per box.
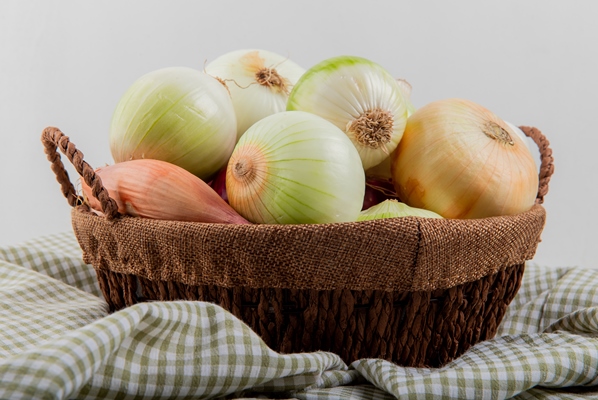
(1, 232, 597, 399)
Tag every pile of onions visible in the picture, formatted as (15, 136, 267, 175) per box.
(205, 49, 305, 140)
(225, 111, 365, 224)
(109, 67, 237, 181)
(102, 50, 540, 225)
(287, 55, 410, 170)
(391, 98, 539, 219)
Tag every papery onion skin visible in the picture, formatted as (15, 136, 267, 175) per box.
(391, 98, 539, 219)
(226, 111, 365, 224)
(109, 67, 237, 181)
(205, 49, 306, 140)
(287, 55, 409, 170)
(358, 199, 442, 221)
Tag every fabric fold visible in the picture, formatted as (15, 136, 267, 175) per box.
(1, 232, 598, 399)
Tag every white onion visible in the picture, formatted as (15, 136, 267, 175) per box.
(287, 55, 409, 170)
(358, 199, 442, 221)
(226, 111, 365, 224)
(205, 49, 305, 140)
(109, 67, 237, 181)
(365, 78, 417, 180)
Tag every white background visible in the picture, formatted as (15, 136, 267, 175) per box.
(1, 1, 596, 268)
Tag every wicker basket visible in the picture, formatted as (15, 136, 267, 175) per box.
(42, 125, 553, 368)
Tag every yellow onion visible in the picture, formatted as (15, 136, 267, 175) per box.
(358, 199, 442, 221)
(80, 159, 249, 224)
(226, 111, 365, 224)
(391, 98, 538, 219)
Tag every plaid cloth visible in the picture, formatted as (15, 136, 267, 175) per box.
(1, 232, 597, 399)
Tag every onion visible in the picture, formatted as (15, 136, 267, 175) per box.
(226, 111, 365, 224)
(362, 185, 382, 211)
(287, 55, 409, 170)
(358, 199, 442, 221)
(80, 159, 250, 224)
(205, 49, 305, 140)
(362, 177, 400, 210)
(365, 78, 416, 181)
(109, 67, 237, 181)
(210, 165, 228, 203)
(391, 98, 539, 219)
(364, 149, 395, 181)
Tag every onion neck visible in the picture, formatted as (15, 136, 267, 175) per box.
(347, 108, 394, 150)
(483, 121, 514, 146)
(232, 157, 255, 181)
(255, 67, 289, 94)
(230, 145, 266, 187)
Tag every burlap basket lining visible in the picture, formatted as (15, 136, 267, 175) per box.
(72, 204, 545, 293)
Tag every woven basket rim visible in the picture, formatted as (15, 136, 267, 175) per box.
(71, 202, 546, 292)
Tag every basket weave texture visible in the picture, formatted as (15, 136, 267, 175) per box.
(42, 125, 553, 368)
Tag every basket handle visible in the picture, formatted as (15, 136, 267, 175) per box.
(41, 126, 120, 219)
(519, 126, 554, 204)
